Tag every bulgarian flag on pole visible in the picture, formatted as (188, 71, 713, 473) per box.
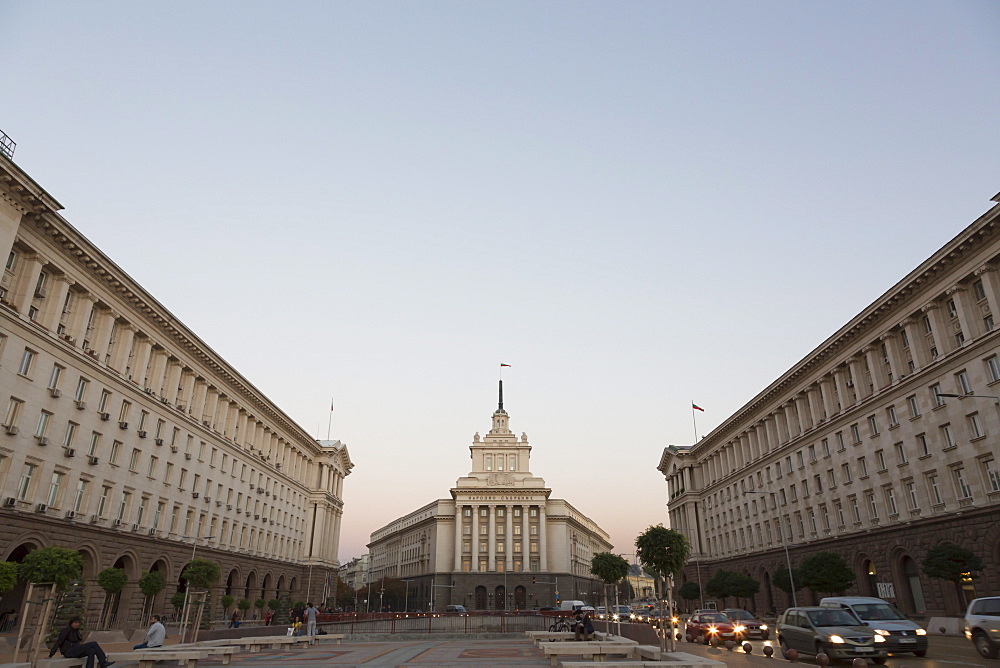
(500, 363, 511, 367)
(692, 402, 705, 412)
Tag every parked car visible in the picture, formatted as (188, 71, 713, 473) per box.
(444, 604, 467, 614)
(722, 608, 769, 640)
(595, 606, 607, 619)
(685, 612, 739, 644)
(777, 606, 887, 664)
(820, 596, 927, 656)
(609, 605, 632, 623)
(965, 596, 1000, 659)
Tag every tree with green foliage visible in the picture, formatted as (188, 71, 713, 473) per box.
(635, 525, 690, 653)
(0, 561, 18, 594)
(267, 598, 280, 612)
(96, 568, 128, 629)
(772, 564, 803, 596)
(798, 551, 855, 595)
(922, 543, 984, 607)
(19, 546, 83, 591)
(221, 594, 235, 614)
(254, 598, 266, 613)
(729, 572, 761, 605)
(678, 581, 701, 611)
(170, 592, 187, 611)
(138, 570, 167, 622)
(238, 597, 251, 612)
(705, 569, 738, 606)
(335, 579, 355, 611)
(182, 559, 221, 589)
(590, 552, 631, 625)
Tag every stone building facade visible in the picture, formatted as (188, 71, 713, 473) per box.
(659, 191, 1000, 617)
(367, 384, 612, 612)
(0, 153, 353, 625)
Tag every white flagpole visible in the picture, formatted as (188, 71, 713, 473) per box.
(327, 398, 334, 440)
(691, 401, 698, 443)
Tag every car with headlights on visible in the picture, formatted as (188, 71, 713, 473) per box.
(722, 608, 769, 640)
(685, 611, 739, 645)
(820, 596, 927, 656)
(777, 606, 887, 664)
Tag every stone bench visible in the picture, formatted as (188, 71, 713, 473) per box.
(148, 644, 239, 664)
(312, 633, 345, 644)
(236, 635, 311, 652)
(631, 644, 663, 660)
(110, 650, 208, 668)
(541, 641, 637, 666)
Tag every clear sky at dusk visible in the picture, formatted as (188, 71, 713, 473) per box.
(2, 1, 998, 561)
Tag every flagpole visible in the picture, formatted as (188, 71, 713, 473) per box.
(327, 398, 334, 440)
(691, 401, 698, 443)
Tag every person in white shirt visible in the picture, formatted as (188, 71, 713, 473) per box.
(304, 603, 320, 637)
(133, 615, 166, 650)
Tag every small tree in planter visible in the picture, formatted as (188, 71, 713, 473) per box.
(180, 559, 220, 637)
(96, 568, 128, 629)
(590, 552, 630, 630)
(635, 525, 690, 654)
(138, 570, 167, 624)
(267, 599, 280, 623)
(254, 598, 266, 620)
(16, 547, 83, 663)
(799, 551, 855, 596)
(922, 543, 984, 608)
(220, 594, 235, 617)
(678, 581, 701, 612)
(171, 591, 187, 614)
(0, 561, 18, 595)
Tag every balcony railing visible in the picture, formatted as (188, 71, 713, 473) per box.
(0, 130, 14, 160)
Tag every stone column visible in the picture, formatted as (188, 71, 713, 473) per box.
(471, 506, 479, 572)
(538, 505, 548, 571)
(109, 324, 135, 374)
(505, 505, 513, 570)
(164, 361, 183, 403)
(10, 252, 44, 314)
(976, 265, 1000, 326)
(948, 285, 977, 342)
(68, 294, 97, 347)
(90, 309, 117, 362)
(862, 345, 887, 393)
(454, 504, 462, 569)
(899, 317, 929, 370)
(847, 356, 870, 401)
(521, 505, 530, 572)
(192, 381, 209, 420)
(880, 332, 906, 382)
(832, 365, 852, 408)
(38, 274, 71, 332)
(488, 505, 496, 571)
(774, 408, 789, 444)
(131, 336, 153, 389)
(922, 302, 949, 356)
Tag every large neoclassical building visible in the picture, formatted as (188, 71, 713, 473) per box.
(367, 384, 613, 611)
(0, 151, 352, 623)
(660, 191, 1000, 617)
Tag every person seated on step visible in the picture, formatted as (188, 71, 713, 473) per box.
(49, 616, 115, 668)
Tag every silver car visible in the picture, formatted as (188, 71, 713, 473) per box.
(777, 606, 888, 664)
(965, 596, 1000, 659)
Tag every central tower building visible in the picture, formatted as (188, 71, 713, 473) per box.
(367, 382, 612, 612)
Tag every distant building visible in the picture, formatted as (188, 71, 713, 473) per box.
(659, 191, 1000, 616)
(367, 383, 612, 611)
(340, 554, 370, 592)
(0, 153, 353, 622)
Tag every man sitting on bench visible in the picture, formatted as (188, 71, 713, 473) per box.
(574, 612, 595, 641)
(49, 616, 115, 668)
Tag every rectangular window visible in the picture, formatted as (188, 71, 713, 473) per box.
(941, 423, 955, 449)
(147, 456, 158, 478)
(48, 364, 63, 390)
(828, 469, 836, 488)
(35, 411, 51, 438)
(886, 488, 898, 516)
(851, 497, 862, 523)
(931, 384, 945, 408)
(906, 481, 919, 510)
(908, 395, 921, 418)
(836, 432, 846, 451)
(129, 448, 141, 472)
(63, 422, 77, 447)
(178, 468, 187, 489)
(118, 401, 131, 423)
(974, 278, 987, 301)
(109, 440, 122, 465)
(983, 459, 1000, 493)
(485, 455, 492, 471)
(842, 463, 852, 483)
(957, 370, 973, 395)
(75, 377, 89, 402)
(894, 441, 907, 465)
(16, 463, 36, 500)
(73, 479, 88, 513)
(98, 390, 111, 413)
(886, 405, 898, 428)
(954, 467, 973, 499)
(813, 474, 822, 493)
(851, 424, 862, 444)
(916, 433, 930, 457)
(987, 356, 1000, 383)
(18, 349, 35, 376)
(4, 398, 24, 427)
(164, 462, 173, 484)
(875, 449, 886, 471)
(867, 492, 879, 520)
(928, 474, 943, 505)
(868, 416, 879, 437)
(968, 412, 985, 439)
(796, 451, 804, 468)
(858, 456, 869, 478)
(821, 438, 830, 457)
(97, 485, 111, 516)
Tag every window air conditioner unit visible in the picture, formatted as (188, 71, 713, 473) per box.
(254, 514, 260, 520)
(64, 448, 76, 457)
(184, 453, 192, 460)
(155, 438, 164, 445)
(202, 420, 210, 427)
(118, 421, 128, 430)
(170, 446, 179, 453)
(249, 484, 255, 490)
(113, 519, 123, 527)
(256, 488, 264, 494)
(49, 387, 62, 398)
(36, 436, 50, 445)
(227, 504, 232, 510)
(846, 380, 854, 387)
(191, 492, 199, 499)
(87, 456, 99, 465)
(4, 424, 18, 435)
(65, 510, 76, 519)
(75, 400, 87, 410)
(148, 528, 157, 535)
(137, 430, 147, 438)
(131, 524, 140, 532)
(3, 497, 16, 508)
(204, 497, 211, 503)
(90, 515, 100, 523)
(215, 500, 222, 507)
(160, 397, 169, 404)
(144, 388, 153, 394)
(99, 412, 110, 421)
(35, 503, 48, 513)
(176, 403, 185, 411)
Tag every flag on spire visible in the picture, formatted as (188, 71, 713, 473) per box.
(500, 363, 511, 367)
(330, 398, 335, 412)
(692, 402, 705, 412)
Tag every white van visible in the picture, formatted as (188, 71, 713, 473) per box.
(819, 596, 927, 657)
(559, 600, 588, 612)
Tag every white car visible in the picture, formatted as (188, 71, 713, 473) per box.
(965, 596, 1000, 659)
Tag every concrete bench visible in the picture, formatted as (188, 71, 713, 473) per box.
(528, 632, 578, 645)
(0, 663, 31, 668)
(106, 650, 207, 667)
(236, 635, 311, 652)
(541, 641, 637, 666)
(34, 660, 84, 668)
(148, 644, 239, 664)
(311, 633, 346, 644)
(563, 652, 727, 668)
(631, 644, 663, 660)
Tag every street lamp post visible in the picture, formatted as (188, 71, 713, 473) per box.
(747, 490, 797, 607)
(402, 579, 414, 613)
(178, 534, 216, 643)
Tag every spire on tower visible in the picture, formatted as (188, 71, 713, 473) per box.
(498, 379, 504, 411)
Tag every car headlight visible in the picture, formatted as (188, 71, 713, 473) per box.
(915, 629, 926, 636)
(734, 624, 746, 633)
(612, 615, 619, 622)
(707, 626, 718, 634)
(828, 635, 846, 644)
(671, 617, 679, 624)
(759, 624, 768, 630)
(874, 629, 889, 636)
(874, 635, 886, 643)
